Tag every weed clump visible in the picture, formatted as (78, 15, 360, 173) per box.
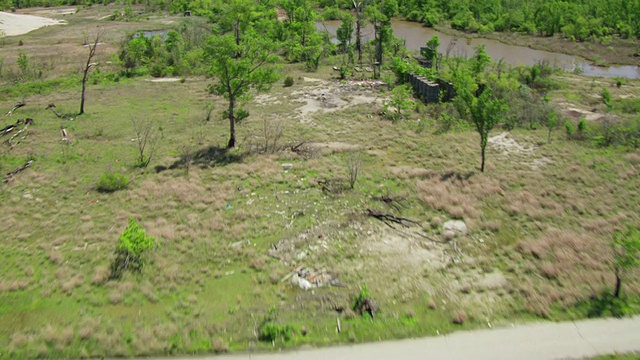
(452, 310, 467, 324)
(97, 173, 129, 192)
(351, 284, 379, 318)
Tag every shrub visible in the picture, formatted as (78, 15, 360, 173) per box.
(109, 218, 156, 279)
(96, 173, 129, 192)
(351, 284, 379, 318)
(577, 118, 588, 139)
(259, 322, 294, 342)
(283, 76, 294, 87)
(565, 121, 575, 139)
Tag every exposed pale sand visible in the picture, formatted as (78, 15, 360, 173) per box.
(0, 11, 66, 36)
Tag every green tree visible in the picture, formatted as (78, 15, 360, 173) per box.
(17, 50, 29, 78)
(423, 35, 440, 71)
(367, 0, 397, 71)
(383, 84, 414, 121)
(204, 30, 280, 148)
(336, 12, 355, 55)
(454, 68, 507, 172)
(471, 44, 491, 75)
(353, 0, 369, 64)
(612, 226, 640, 298)
(119, 36, 150, 75)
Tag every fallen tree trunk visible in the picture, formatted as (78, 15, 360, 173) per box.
(5, 101, 25, 117)
(365, 208, 420, 228)
(6, 118, 33, 148)
(46, 103, 73, 120)
(4, 160, 33, 183)
(1, 119, 25, 137)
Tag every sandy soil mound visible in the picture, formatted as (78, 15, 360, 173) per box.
(0, 11, 66, 36)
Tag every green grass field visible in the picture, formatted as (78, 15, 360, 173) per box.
(0, 5, 639, 359)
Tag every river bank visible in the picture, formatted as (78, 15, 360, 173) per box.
(432, 23, 640, 68)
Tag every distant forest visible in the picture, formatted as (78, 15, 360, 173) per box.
(4, 0, 640, 41)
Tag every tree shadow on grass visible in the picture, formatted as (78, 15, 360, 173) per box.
(156, 145, 245, 173)
(440, 171, 475, 182)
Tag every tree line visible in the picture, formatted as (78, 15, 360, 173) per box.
(6, 0, 640, 42)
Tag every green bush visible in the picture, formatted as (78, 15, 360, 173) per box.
(259, 322, 294, 342)
(565, 121, 575, 139)
(322, 6, 343, 20)
(578, 118, 588, 134)
(284, 76, 294, 87)
(96, 172, 129, 192)
(110, 218, 156, 279)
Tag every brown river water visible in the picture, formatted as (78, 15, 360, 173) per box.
(318, 19, 640, 79)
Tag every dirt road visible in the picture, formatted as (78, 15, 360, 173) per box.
(138, 317, 639, 360)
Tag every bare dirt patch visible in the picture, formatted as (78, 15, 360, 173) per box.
(558, 102, 605, 121)
(291, 78, 384, 123)
(0, 12, 66, 36)
(254, 94, 281, 105)
(488, 132, 552, 170)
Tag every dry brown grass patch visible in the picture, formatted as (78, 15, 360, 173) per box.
(625, 152, 640, 165)
(517, 228, 614, 306)
(415, 172, 502, 220)
(506, 191, 564, 220)
(451, 309, 467, 324)
(47, 250, 64, 265)
(212, 338, 229, 353)
(92, 266, 110, 285)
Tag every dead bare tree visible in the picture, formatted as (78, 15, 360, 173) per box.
(346, 151, 362, 189)
(131, 117, 162, 168)
(262, 118, 283, 154)
(80, 31, 101, 115)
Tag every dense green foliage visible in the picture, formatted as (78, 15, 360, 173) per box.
(4, 0, 640, 42)
(396, 0, 640, 40)
(118, 25, 209, 77)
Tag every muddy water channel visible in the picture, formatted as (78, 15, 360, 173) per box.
(318, 20, 640, 79)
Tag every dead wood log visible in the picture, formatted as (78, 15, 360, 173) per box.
(7, 118, 33, 148)
(5, 101, 25, 117)
(372, 193, 407, 213)
(46, 103, 65, 119)
(1, 119, 25, 137)
(365, 208, 420, 228)
(4, 160, 33, 183)
(46, 103, 73, 120)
